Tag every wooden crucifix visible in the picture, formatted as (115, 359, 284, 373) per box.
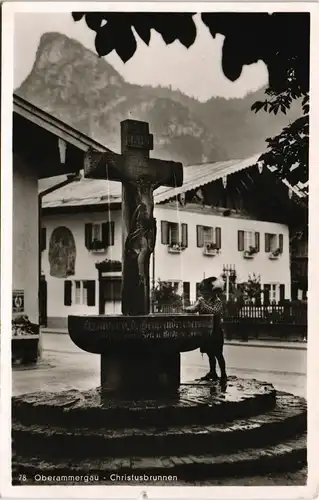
(84, 120, 183, 316)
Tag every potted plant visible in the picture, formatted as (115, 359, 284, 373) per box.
(203, 242, 219, 255)
(152, 280, 183, 312)
(269, 247, 282, 259)
(243, 246, 258, 258)
(91, 239, 107, 252)
(168, 242, 185, 253)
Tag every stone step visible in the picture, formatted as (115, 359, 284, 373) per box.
(12, 377, 276, 429)
(12, 433, 307, 485)
(12, 392, 306, 459)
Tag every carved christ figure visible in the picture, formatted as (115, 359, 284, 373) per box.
(125, 180, 157, 286)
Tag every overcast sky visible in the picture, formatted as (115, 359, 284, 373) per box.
(14, 12, 269, 101)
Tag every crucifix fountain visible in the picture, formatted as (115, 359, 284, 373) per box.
(12, 119, 307, 483)
(69, 119, 214, 395)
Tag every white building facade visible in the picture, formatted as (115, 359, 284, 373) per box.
(41, 202, 290, 328)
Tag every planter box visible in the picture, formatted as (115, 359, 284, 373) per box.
(90, 247, 107, 254)
(269, 254, 280, 260)
(168, 247, 182, 254)
(203, 248, 218, 256)
(243, 252, 255, 259)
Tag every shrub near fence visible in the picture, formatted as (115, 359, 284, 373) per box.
(153, 302, 307, 341)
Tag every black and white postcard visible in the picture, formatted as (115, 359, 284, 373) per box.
(1, 2, 318, 499)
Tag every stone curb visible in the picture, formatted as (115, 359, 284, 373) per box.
(12, 433, 307, 484)
(12, 393, 306, 460)
(12, 379, 276, 430)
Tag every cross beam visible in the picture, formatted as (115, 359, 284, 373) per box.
(84, 120, 184, 316)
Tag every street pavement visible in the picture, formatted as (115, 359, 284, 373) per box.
(12, 333, 307, 398)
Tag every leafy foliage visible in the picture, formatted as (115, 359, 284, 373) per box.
(72, 13, 197, 62)
(72, 12, 310, 186)
(237, 274, 263, 303)
(152, 280, 183, 307)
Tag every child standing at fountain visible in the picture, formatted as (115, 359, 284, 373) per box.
(185, 276, 227, 383)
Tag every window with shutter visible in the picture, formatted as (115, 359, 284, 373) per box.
(85, 223, 93, 249)
(161, 221, 169, 244)
(255, 232, 260, 252)
(238, 230, 244, 251)
(203, 226, 215, 245)
(215, 227, 222, 249)
(101, 221, 115, 246)
(265, 233, 271, 252)
(104, 278, 122, 301)
(243, 231, 254, 250)
(86, 281, 96, 306)
(181, 223, 188, 247)
(168, 223, 179, 244)
(183, 282, 190, 302)
(279, 234, 284, 253)
(263, 284, 271, 305)
(64, 280, 72, 306)
(74, 281, 82, 304)
(197, 226, 204, 247)
(92, 223, 102, 242)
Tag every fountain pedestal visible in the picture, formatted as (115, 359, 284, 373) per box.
(100, 351, 180, 394)
(68, 314, 214, 395)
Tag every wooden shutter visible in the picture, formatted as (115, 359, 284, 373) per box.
(101, 223, 108, 246)
(40, 227, 47, 252)
(85, 223, 93, 249)
(215, 227, 221, 249)
(238, 230, 244, 251)
(181, 223, 188, 248)
(101, 222, 115, 246)
(161, 221, 169, 244)
(279, 284, 285, 304)
(64, 280, 72, 306)
(86, 280, 96, 306)
(279, 234, 284, 253)
(265, 233, 271, 252)
(196, 225, 204, 247)
(255, 231, 260, 252)
(263, 284, 271, 305)
(183, 282, 190, 302)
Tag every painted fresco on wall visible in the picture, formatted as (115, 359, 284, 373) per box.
(49, 226, 76, 278)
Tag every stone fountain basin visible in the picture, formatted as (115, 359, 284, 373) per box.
(68, 314, 214, 355)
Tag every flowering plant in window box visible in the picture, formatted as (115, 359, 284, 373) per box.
(168, 242, 185, 253)
(269, 248, 282, 259)
(203, 242, 219, 256)
(90, 239, 107, 252)
(243, 246, 258, 259)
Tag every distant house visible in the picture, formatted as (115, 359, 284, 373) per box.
(40, 155, 305, 329)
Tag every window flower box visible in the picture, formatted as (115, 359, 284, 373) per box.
(168, 243, 185, 254)
(203, 242, 219, 256)
(243, 246, 258, 259)
(269, 248, 282, 260)
(90, 239, 107, 253)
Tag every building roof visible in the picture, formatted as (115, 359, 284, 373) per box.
(14, 94, 111, 154)
(42, 154, 260, 208)
(42, 152, 307, 209)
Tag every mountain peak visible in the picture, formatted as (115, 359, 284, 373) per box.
(17, 32, 301, 164)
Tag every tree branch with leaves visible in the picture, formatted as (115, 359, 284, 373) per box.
(72, 11, 309, 187)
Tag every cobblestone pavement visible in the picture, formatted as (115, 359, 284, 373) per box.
(12, 333, 306, 398)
